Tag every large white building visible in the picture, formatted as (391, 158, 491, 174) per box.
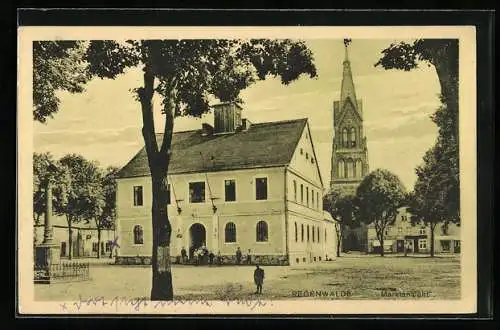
(114, 103, 337, 266)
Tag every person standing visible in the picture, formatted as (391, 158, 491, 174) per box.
(236, 246, 242, 265)
(254, 265, 265, 294)
(181, 247, 187, 264)
(246, 249, 252, 264)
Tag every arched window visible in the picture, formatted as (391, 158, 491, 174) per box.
(338, 159, 345, 179)
(256, 221, 268, 242)
(350, 127, 356, 147)
(347, 159, 354, 178)
(294, 222, 298, 242)
(356, 159, 363, 178)
(307, 225, 310, 242)
(342, 128, 348, 147)
(317, 227, 320, 243)
(312, 226, 315, 242)
(225, 222, 236, 243)
(301, 224, 304, 242)
(133, 225, 143, 245)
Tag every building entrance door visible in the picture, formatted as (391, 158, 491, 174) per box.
(189, 223, 206, 258)
(396, 240, 404, 253)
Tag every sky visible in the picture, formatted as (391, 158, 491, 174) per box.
(33, 39, 441, 191)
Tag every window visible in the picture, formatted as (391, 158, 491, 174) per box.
(311, 158, 315, 164)
(325, 229, 327, 242)
(307, 225, 310, 242)
(306, 187, 309, 207)
(189, 182, 205, 203)
(338, 160, 345, 179)
(133, 225, 143, 245)
(300, 184, 304, 204)
(313, 257, 316, 262)
(255, 177, 268, 200)
(347, 159, 354, 178)
(306, 152, 309, 160)
(294, 222, 298, 242)
(317, 227, 320, 242)
(293, 180, 297, 201)
(224, 179, 236, 202)
(312, 226, 315, 242)
(311, 189, 315, 208)
(300, 148, 303, 155)
(317, 192, 319, 209)
(441, 225, 449, 236)
(350, 127, 356, 147)
(301, 224, 304, 242)
(384, 229, 389, 236)
(419, 227, 426, 235)
(166, 184, 171, 205)
(225, 222, 236, 243)
(133, 186, 143, 206)
(356, 160, 363, 178)
(342, 128, 348, 147)
(92, 242, 98, 252)
(256, 221, 268, 242)
(105, 241, 110, 252)
(419, 239, 427, 249)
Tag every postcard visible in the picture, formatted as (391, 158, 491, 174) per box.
(18, 25, 477, 315)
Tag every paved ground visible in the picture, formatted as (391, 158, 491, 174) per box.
(35, 254, 461, 301)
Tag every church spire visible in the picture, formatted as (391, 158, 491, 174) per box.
(340, 39, 358, 110)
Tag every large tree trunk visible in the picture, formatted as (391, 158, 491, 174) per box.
(150, 175, 173, 301)
(137, 64, 176, 301)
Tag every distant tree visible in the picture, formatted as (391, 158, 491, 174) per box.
(323, 189, 357, 257)
(57, 154, 104, 259)
(34, 39, 317, 300)
(33, 41, 90, 123)
(33, 152, 71, 246)
(408, 142, 455, 257)
(375, 39, 459, 225)
(95, 166, 119, 258)
(33, 152, 55, 225)
(355, 169, 406, 256)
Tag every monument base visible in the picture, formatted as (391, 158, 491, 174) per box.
(35, 242, 61, 267)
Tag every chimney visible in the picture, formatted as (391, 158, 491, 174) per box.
(201, 123, 213, 136)
(212, 102, 243, 134)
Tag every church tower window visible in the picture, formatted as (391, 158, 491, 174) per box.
(338, 159, 345, 179)
(347, 159, 354, 178)
(356, 159, 363, 177)
(342, 128, 348, 147)
(350, 127, 356, 147)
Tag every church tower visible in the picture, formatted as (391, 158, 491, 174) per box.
(330, 39, 369, 195)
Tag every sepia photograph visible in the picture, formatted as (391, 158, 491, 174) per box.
(17, 26, 477, 315)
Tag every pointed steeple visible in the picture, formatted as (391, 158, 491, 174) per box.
(340, 39, 358, 111)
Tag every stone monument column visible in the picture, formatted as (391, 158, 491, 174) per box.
(35, 169, 61, 268)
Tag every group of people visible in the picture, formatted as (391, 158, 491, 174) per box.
(180, 245, 224, 265)
(235, 247, 253, 265)
(179, 245, 265, 294)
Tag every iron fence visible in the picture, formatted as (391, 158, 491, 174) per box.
(34, 262, 90, 283)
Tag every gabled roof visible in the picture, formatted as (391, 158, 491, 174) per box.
(117, 118, 308, 178)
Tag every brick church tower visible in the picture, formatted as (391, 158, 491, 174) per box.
(330, 39, 370, 195)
